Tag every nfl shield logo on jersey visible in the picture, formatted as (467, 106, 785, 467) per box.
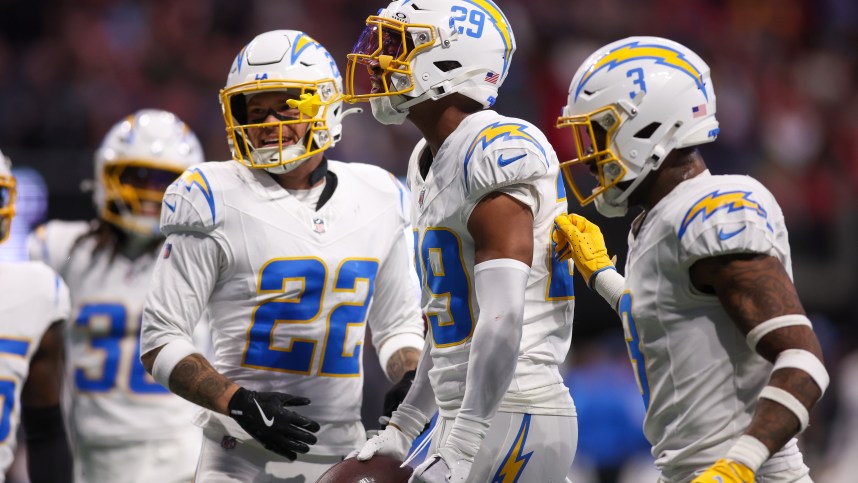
(313, 217, 326, 234)
(418, 188, 427, 209)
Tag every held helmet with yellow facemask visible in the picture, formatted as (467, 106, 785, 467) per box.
(221, 30, 354, 174)
(557, 36, 720, 217)
(344, 0, 516, 125)
(94, 109, 204, 237)
(0, 151, 15, 244)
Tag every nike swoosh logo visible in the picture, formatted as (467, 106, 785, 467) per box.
(497, 153, 526, 167)
(714, 477, 724, 483)
(254, 399, 275, 427)
(718, 226, 746, 240)
(164, 200, 176, 212)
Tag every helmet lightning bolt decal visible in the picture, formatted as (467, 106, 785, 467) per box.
(178, 168, 216, 223)
(575, 40, 707, 101)
(463, 0, 515, 77)
(291, 33, 320, 65)
(678, 190, 771, 240)
(463, 122, 546, 187)
(492, 414, 533, 483)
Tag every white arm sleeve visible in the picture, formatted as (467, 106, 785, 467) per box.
(400, 336, 437, 419)
(140, 232, 223, 358)
(369, 223, 425, 382)
(450, 258, 530, 456)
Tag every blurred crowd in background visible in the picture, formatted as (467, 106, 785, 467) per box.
(0, 0, 856, 481)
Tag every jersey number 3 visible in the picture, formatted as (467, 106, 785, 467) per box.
(243, 258, 379, 377)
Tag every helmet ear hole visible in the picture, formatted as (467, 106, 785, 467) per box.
(433, 60, 461, 72)
(634, 122, 661, 139)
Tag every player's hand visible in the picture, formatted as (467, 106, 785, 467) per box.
(382, 370, 416, 424)
(410, 447, 473, 483)
(691, 459, 755, 483)
(553, 213, 614, 286)
(348, 424, 413, 461)
(227, 387, 320, 460)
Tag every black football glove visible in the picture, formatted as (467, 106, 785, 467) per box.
(227, 387, 320, 460)
(382, 370, 416, 425)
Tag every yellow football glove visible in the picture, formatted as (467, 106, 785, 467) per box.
(552, 213, 614, 286)
(286, 92, 323, 118)
(691, 459, 755, 483)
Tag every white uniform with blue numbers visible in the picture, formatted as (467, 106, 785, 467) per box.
(407, 110, 578, 482)
(408, 109, 576, 417)
(622, 171, 808, 481)
(140, 160, 425, 457)
(0, 261, 70, 480)
(29, 220, 202, 483)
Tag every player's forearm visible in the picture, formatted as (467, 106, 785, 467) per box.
(744, 367, 822, 454)
(456, 259, 529, 439)
(143, 346, 238, 414)
(402, 336, 437, 417)
(386, 347, 420, 382)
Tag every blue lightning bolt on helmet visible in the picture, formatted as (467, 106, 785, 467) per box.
(0, 150, 15, 243)
(94, 110, 204, 237)
(557, 36, 719, 217)
(221, 30, 355, 174)
(344, 0, 516, 124)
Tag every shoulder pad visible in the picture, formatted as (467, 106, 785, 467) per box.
(161, 164, 223, 235)
(333, 161, 411, 223)
(27, 220, 90, 270)
(463, 121, 551, 197)
(21, 262, 71, 323)
(676, 177, 782, 260)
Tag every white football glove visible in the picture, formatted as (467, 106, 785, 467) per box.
(347, 403, 428, 461)
(410, 447, 473, 483)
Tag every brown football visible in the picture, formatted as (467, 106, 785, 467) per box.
(315, 455, 413, 483)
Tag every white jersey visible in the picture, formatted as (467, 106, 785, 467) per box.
(622, 171, 795, 478)
(0, 262, 70, 477)
(29, 220, 200, 445)
(141, 160, 425, 455)
(406, 110, 576, 417)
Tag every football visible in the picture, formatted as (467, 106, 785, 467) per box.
(315, 455, 413, 483)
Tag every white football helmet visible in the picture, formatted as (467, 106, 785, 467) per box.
(221, 30, 352, 174)
(557, 36, 719, 217)
(0, 150, 15, 243)
(94, 109, 204, 236)
(344, 0, 516, 124)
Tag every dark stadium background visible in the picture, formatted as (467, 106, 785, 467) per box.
(0, 0, 855, 481)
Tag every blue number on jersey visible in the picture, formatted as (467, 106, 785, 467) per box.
(420, 228, 474, 347)
(75, 304, 125, 392)
(244, 257, 380, 376)
(244, 258, 327, 374)
(619, 292, 650, 409)
(74, 304, 168, 394)
(320, 259, 379, 376)
(0, 338, 30, 442)
(547, 174, 575, 300)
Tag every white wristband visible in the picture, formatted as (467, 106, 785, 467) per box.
(591, 267, 625, 310)
(773, 349, 829, 399)
(725, 434, 770, 472)
(759, 386, 810, 432)
(152, 339, 201, 389)
(746, 315, 812, 351)
(389, 403, 430, 441)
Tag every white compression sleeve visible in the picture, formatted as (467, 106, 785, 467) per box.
(447, 258, 530, 457)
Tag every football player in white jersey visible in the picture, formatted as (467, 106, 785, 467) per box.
(343, 1, 578, 481)
(28, 110, 205, 483)
(0, 152, 72, 482)
(552, 37, 826, 483)
(138, 30, 425, 482)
